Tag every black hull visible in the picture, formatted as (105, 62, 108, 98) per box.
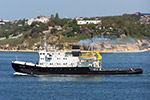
(12, 62, 143, 75)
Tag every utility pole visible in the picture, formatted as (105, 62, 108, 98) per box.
(38, 9, 42, 18)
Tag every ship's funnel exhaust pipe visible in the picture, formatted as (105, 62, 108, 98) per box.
(72, 45, 81, 56)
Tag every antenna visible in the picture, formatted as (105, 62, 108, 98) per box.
(40, 36, 42, 50)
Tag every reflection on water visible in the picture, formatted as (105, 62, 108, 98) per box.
(13, 72, 103, 82)
(38, 75, 102, 82)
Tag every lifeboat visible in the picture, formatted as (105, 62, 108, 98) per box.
(80, 52, 102, 61)
(80, 52, 95, 60)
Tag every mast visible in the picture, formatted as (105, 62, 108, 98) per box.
(44, 35, 47, 51)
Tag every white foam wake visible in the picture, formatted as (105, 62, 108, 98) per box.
(13, 72, 29, 76)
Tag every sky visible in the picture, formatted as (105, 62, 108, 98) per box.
(0, 0, 149, 20)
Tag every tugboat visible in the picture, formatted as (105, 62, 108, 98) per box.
(11, 44, 143, 75)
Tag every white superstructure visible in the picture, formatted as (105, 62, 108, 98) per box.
(36, 43, 102, 69)
(38, 49, 80, 67)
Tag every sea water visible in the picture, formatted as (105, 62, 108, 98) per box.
(0, 51, 150, 100)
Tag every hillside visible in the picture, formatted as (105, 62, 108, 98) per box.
(0, 13, 150, 52)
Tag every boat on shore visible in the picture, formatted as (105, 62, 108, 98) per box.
(11, 44, 143, 76)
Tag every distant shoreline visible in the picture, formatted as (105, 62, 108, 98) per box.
(0, 49, 149, 53)
(0, 49, 37, 52)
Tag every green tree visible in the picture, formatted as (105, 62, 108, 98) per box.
(51, 28, 57, 34)
(51, 14, 54, 19)
(62, 32, 75, 37)
(88, 24, 96, 30)
(55, 13, 59, 19)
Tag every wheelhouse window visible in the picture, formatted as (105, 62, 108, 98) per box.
(63, 58, 67, 60)
(48, 58, 52, 60)
(50, 63, 53, 65)
(57, 58, 60, 60)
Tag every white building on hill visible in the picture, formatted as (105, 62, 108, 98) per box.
(0, 18, 9, 25)
(77, 20, 101, 25)
(27, 16, 50, 25)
